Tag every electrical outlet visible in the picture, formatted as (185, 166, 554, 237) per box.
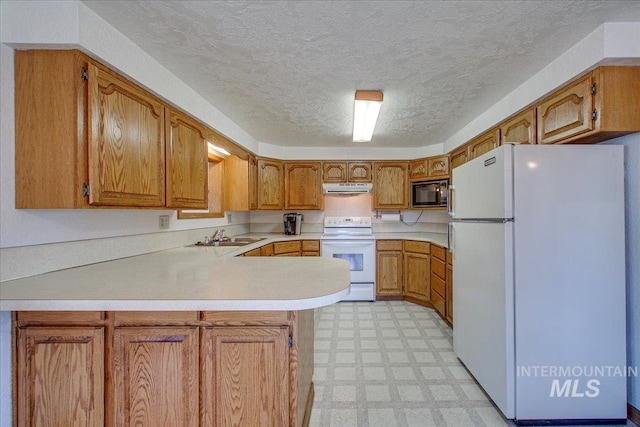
(227, 213, 232, 223)
(159, 215, 170, 230)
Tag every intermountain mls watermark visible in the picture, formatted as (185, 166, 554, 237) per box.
(517, 365, 638, 398)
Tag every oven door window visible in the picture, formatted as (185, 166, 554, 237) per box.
(332, 253, 364, 272)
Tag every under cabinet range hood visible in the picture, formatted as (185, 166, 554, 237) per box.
(322, 183, 373, 194)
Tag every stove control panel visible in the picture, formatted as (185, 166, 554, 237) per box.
(324, 216, 372, 228)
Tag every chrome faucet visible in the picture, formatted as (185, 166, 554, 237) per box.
(210, 229, 227, 242)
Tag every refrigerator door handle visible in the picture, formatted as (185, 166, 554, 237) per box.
(448, 222, 454, 254)
(448, 185, 455, 217)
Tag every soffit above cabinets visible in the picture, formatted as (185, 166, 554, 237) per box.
(82, 1, 640, 148)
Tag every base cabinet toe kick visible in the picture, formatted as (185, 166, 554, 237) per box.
(13, 310, 315, 427)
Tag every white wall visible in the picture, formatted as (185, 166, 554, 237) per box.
(604, 134, 640, 410)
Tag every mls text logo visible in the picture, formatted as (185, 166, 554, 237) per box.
(549, 379, 600, 398)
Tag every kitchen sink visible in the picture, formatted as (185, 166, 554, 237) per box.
(195, 237, 266, 247)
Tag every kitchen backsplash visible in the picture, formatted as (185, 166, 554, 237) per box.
(249, 194, 450, 235)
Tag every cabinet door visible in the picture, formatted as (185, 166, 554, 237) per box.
(376, 249, 404, 297)
(17, 327, 104, 427)
(284, 161, 323, 210)
(537, 73, 594, 144)
(501, 108, 536, 145)
(404, 252, 430, 303)
(322, 162, 347, 182)
(347, 162, 373, 182)
(427, 156, 450, 178)
(165, 109, 208, 209)
(409, 159, 428, 181)
(468, 129, 499, 161)
(87, 63, 166, 207)
(111, 327, 199, 427)
(257, 158, 284, 210)
(449, 145, 469, 170)
(224, 155, 250, 211)
(202, 327, 290, 427)
(373, 162, 409, 209)
(248, 155, 259, 210)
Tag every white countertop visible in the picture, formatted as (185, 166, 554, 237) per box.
(0, 231, 447, 312)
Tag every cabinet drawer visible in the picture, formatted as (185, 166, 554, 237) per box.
(377, 240, 403, 251)
(431, 244, 446, 261)
(201, 311, 289, 326)
(273, 240, 301, 255)
(301, 240, 320, 251)
(431, 273, 445, 299)
(403, 240, 430, 254)
(431, 257, 446, 280)
(112, 311, 199, 326)
(431, 290, 446, 317)
(17, 311, 105, 325)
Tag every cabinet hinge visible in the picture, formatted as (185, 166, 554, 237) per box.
(591, 83, 596, 95)
(592, 109, 598, 121)
(81, 67, 88, 82)
(288, 334, 293, 348)
(82, 183, 89, 197)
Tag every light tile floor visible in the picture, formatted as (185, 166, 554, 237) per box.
(308, 300, 636, 427)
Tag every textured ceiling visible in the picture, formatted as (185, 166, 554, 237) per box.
(82, 1, 640, 148)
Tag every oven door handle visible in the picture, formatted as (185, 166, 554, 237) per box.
(321, 241, 375, 246)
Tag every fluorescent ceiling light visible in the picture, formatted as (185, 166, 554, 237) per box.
(208, 142, 230, 157)
(353, 90, 383, 142)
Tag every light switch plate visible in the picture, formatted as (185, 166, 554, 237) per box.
(159, 215, 170, 229)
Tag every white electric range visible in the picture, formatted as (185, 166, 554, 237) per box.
(320, 216, 376, 301)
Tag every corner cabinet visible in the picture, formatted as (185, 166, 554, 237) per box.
(372, 162, 409, 209)
(15, 49, 209, 210)
(257, 158, 284, 210)
(284, 161, 323, 210)
(403, 241, 431, 305)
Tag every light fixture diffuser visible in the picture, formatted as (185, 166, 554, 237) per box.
(353, 90, 383, 142)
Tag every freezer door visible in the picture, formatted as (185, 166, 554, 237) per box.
(451, 144, 513, 219)
(452, 221, 515, 418)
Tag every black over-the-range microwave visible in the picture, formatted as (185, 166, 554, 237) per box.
(411, 179, 449, 208)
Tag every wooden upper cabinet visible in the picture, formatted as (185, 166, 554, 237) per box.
(15, 50, 88, 208)
(428, 156, 449, 178)
(322, 162, 347, 182)
(165, 109, 208, 209)
(409, 159, 428, 181)
(284, 161, 323, 210)
(223, 154, 250, 211)
(257, 158, 284, 210)
(410, 156, 449, 181)
(501, 108, 536, 145)
(373, 162, 409, 209)
(87, 62, 166, 207)
(537, 66, 640, 144)
(449, 145, 469, 170)
(248, 155, 259, 210)
(537, 73, 594, 145)
(17, 326, 105, 426)
(348, 162, 373, 182)
(111, 327, 199, 427)
(323, 161, 372, 182)
(468, 129, 499, 161)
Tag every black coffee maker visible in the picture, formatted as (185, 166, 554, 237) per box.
(283, 213, 302, 235)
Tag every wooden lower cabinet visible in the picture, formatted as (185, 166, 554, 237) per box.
(301, 240, 320, 256)
(376, 240, 404, 298)
(16, 326, 105, 427)
(15, 310, 313, 427)
(202, 326, 290, 427)
(111, 327, 199, 426)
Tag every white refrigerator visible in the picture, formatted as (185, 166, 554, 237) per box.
(450, 143, 627, 423)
